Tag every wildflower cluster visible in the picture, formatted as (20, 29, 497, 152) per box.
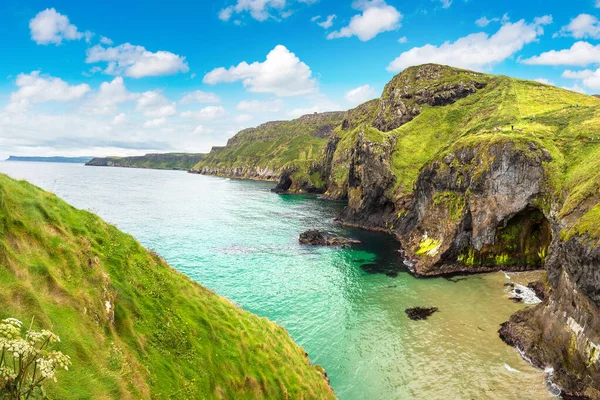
(0, 318, 71, 399)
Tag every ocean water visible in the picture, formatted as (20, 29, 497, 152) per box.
(0, 162, 554, 399)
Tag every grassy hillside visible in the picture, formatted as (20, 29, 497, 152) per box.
(0, 174, 334, 399)
(87, 153, 205, 171)
(192, 112, 344, 174)
(195, 63, 600, 244)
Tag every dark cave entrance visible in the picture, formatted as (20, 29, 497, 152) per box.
(462, 207, 552, 268)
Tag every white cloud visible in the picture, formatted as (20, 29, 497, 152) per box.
(180, 90, 221, 104)
(317, 15, 336, 29)
(562, 83, 587, 94)
(112, 113, 127, 125)
(143, 117, 167, 128)
(440, 0, 452, 8)
(29, 8, 85, 45)
(522, 41, 600, 66)
(534, 78, 554, 85)
(81, 77, 138, 115)
(219, 0, 297, 22)
(193, 125, 214, 134)
(475, 16, 500, 27)
(327, 1, 402, 41)
(286, 94, 341, 117)
(100, 36, 113, 45)
(311, 15, 321, 22)
(562, 68, 600, 90)
(556, 14, 600, 39)
(387, 16, 552, 72)
(345, 84, 377, 105)
(203, 45, 317, 97)
(398, 36, 408, 43)
(596, 0, 600, 7)
(234, 114, 253, 123)
(236, 99, 284, 112)
(86, 43, 189, 78)
(7, 71, 91, 112)
(180, 106, 227, 120)
(135, 91, 176, 118)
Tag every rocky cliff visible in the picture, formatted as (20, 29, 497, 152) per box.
(196, 64, 600, 397)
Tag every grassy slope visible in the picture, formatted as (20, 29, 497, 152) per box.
(193, 113, 345, 173)
(87, 153, 205, 171)
(0, 174, 334, 399)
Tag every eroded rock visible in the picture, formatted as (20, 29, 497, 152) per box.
(299, 229, 361, 246)
(405, 307, 439, 321)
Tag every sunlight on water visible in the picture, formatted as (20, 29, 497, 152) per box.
(0, 162, 554, 399)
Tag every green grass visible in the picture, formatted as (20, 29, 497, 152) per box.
(87, 153, 205, 170)
(0, 174, 334, 399)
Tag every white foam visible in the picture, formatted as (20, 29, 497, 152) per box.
(510, 283, 542, 305)
(504, 363, 520, 373)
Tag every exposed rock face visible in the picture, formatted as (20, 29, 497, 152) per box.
(339, 130, 397, 228)
(500, 236, 600, 399)
(299, 229, 361, 246)
(192, 165, 280, 181)
(372, 64, 487, 132)
(87, 153, 205, 170)
(395, 140, 553, 276)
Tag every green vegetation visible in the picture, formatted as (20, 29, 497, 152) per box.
(0, 318, 71, 399)
(87, 153, 205, 170)
(192, 113, 345, 174)
(196, 64, 600, 244)
(0, 174, 334, 399)
(415, 237, 441, 257)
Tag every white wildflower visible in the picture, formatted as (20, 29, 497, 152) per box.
(2, 318, 23, 328)
(0, 322, 21, 341)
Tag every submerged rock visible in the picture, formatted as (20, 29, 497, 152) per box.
(299, 229, 361, 246)
(405, 307, 439, 320)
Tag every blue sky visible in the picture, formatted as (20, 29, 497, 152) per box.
(1, 0, 600, 158)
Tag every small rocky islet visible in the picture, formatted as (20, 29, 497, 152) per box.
(86, 64, 600, 398)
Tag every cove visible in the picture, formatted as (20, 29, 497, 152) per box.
(0, 161, 553, 399)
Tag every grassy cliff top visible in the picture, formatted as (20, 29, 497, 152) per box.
(87, 153, 205, 170)
(0, 173, 334, 399)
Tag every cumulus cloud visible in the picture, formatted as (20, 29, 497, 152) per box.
(286, 94, 341, 118)
(534, 78, 554, 85)
(387, 15, 552, 72)
(135, 91, 177, 118)
(561, 68, 600, 90)
(86, 43, 189, 78)
(100, 36, 113, 45)
(556, 14, 600, 39)
(440, 0, 452, 8)
(327, 0, 402, 41)
(398, 36, 408, 43)
(522, 41, 600, 66)
(143, 117, 167, 128)
(6, 71, 91, 112)
(179, 90, 221, 104)
(345, 84, 377, 105)
(219, 0, 314, 22)
(81, 77, 138, 115)
(317, 15, 336, 29)
(29, 8, 86, 45)
(562, 83, 587, 94)
(112, 113, 127, 125)
(236, 99, 284, 112)
(180, 106, 227, 120)
(193, 125, 214, 134)
(203, 45, 317, 96)
(475, 16, 500, 27)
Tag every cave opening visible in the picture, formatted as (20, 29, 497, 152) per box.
(460, 206, 552, 268)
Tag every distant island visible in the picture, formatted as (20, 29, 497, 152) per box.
(86, 153, 204, 171)
(6, 156, 93, 163)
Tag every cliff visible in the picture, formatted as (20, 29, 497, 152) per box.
(197, 63, 600, 397)
(86, 153, 205, 171)
(0, 173, 334, 399)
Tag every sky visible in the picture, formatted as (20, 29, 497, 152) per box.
(2, 0, 600, 159)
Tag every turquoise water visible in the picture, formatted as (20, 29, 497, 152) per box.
(0, 162, 552, 399)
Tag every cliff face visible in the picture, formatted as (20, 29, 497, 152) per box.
(396, 139, 553, 276)
(192, 64, 600, 396)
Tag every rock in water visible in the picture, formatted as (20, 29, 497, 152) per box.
(299, 229, 361, 246)
(405, 307, 439, 320)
